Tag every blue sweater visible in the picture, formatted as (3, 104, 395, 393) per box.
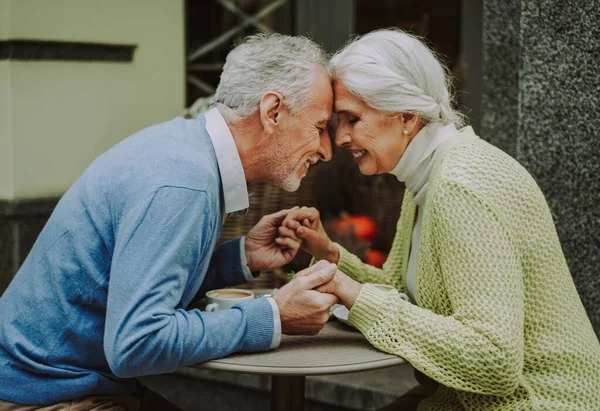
(0, 115, 275, 405)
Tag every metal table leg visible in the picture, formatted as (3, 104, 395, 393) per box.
(271, 375, 305, 411)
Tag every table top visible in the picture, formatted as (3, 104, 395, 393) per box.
(191, 293, 405, 376)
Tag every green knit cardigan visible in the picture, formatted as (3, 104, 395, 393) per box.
(339, 127, 600, 410)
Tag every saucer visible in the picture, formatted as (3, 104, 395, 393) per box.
(333, 305, 351, 325)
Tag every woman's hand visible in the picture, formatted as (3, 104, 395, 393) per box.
(245, 209, 302, 272)
(316, 269, 363, 310)
(294, 261, 363, 310)
(277, 207, 340, 263)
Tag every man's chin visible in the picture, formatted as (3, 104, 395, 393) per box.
(276, 174, 303, 192)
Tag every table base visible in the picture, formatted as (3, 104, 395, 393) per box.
(271, 375, 305, 411)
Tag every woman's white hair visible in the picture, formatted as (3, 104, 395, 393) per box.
(215, 33, 330, 117)
(331, 28, 464, 126)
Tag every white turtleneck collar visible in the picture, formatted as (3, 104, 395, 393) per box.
(389, 122, 458, 206)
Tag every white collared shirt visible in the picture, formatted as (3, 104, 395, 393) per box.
(204, 107, 281, 349)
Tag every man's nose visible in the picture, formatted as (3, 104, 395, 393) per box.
(317, 130, 333, 162)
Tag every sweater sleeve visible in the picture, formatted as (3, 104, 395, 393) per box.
(335, 244, 408, 294)
(348, 182, 525, 396)
(334, 190, 416, 294)
(193, 237, 252, 301)
(104, 186, 274, 379)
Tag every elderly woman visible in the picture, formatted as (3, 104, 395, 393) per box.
(279, 29, 600, 410)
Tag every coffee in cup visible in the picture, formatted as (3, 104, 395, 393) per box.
(205, 289, 255, 312)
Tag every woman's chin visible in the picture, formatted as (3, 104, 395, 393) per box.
(357, 163, 376, 176)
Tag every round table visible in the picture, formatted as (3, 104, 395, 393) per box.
(191, 302, 405, 411)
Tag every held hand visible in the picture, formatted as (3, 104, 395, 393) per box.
(303, 267, 363, 310)
(273, 261, 339, 335)
(278, 207, 339, 263)
(245, 209, 302, 272)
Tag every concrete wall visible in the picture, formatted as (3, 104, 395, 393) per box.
(0, 0, 185, 199)
(482, 0, 600, 335)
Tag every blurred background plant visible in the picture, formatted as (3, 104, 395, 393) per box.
(327, 213, 386, 268)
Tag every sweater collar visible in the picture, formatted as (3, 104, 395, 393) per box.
(389, 122, 458, 205)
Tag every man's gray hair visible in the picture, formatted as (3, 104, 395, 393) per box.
(215, 33, 330, 117)
(331, 29, 464, 126)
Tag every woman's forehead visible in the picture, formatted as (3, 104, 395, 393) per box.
(333, 80, 365, 113)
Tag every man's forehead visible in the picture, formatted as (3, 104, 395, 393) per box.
(318, 114, 332, 125)
(313, 96, 333, 120)
(306, 72, 333, 121)
(317, 104, 333, 122)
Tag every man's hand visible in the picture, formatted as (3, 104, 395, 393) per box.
(273, 260, 339, 335)
(245, 209, 302, 272)
(278, 207, 339, 263)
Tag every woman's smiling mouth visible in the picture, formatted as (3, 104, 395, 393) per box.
(350, 149, 366, 160)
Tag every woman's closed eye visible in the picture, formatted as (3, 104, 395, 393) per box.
(338, 113, 360, 125)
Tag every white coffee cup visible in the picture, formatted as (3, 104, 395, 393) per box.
(372, 283, 409, 302)
(205, 289, 255, 312)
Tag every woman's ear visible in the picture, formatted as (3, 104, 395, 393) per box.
(259, 92, 285, 135)
(400, 112, 422, 136)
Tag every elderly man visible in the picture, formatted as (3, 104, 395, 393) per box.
(0, 34, 336, 410)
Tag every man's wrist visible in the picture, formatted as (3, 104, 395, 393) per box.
(240, 237, 258, 281)
(243, 236, 255, 271)
(241, 236, 261, 274)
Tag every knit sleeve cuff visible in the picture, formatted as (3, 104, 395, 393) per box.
(234, 298, 275, 353)
(348, 284, 395, 333)
(336, 243, 365, 275)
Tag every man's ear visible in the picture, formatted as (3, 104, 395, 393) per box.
(259, 92, 285, 135)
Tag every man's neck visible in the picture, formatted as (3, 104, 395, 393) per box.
(218, 105, 274, 184)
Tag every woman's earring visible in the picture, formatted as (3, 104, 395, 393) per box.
(403, 129, 409, 135)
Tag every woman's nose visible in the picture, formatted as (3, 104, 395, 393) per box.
(335, 126, 352, 147)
